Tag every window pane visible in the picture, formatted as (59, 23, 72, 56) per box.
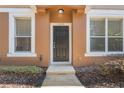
(108, 38, 123, 51)
(16, 18, 31, 36)
(90, 38, 105, 51)
(15, 37, 31, 52)
(90, 18, 105, 36)
(108, 18, 123, 36)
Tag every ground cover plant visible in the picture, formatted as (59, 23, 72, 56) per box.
(0, 66, 46, 88)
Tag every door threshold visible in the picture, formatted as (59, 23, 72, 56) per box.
(50, 62, 71, 65)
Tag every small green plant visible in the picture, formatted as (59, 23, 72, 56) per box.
(0, 66, 45, 74)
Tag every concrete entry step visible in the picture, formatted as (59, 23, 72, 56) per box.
(46, 64, 75, 75)
(42, 64, 83, 86)
(42, 74, 82, 86)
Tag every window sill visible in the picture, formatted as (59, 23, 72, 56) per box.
(7, 53, 37, 57)
(85, 52, 124, 57)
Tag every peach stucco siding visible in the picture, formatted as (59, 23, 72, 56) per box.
(72, 11, 108, 66)
(0, 6, 109, 67)
(0, 13, 9, 62)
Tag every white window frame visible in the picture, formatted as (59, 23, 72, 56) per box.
(7, 11, 36, 57)
(85, 9, 124, 56)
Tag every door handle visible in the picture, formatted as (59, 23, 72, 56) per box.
(53, 42, 56, 48)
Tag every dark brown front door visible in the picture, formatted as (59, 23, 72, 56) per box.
(53, 26, 69, 62)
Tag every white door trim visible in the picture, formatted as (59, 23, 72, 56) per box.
(50, 23, 72, 64)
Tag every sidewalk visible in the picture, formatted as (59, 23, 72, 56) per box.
(42, 64, 83, 86)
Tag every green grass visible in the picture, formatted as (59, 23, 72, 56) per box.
(0, 66, 44, 74)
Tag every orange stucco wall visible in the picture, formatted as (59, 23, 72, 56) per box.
(0, 12, 50, 66)
(0, 6, 109, 67)
(0, 13, 8, 61)
(72, 12, 108, 66)
(50, 11, 72, 23)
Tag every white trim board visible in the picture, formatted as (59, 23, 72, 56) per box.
(50, 23, 72, 64)
(87, 9, 124, 16)
(7, 53, 37, 57)
(0, 8, 33, 13)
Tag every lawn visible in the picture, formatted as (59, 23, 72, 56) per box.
(0, 66, 47, 88)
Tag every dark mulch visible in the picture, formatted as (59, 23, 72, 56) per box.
(0, 67, 47, 88)
(75, 65, 124, 88)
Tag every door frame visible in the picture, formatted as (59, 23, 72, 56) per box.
(50, 23, 72, 64)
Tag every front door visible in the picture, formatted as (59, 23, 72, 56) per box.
(51, 23, 71, 63)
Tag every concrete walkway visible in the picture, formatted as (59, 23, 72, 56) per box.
(42, 64, 83, 86)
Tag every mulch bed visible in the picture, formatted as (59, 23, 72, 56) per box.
(0, 67, 47, 88)
(75, 65, 124, 88)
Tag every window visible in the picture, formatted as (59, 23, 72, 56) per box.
(108, 18, 123, 51)
(8, 12, 36, 57)
(15, 18, 31, 52)
(90, 18, 105, 51)
(88, 17, 124, 56)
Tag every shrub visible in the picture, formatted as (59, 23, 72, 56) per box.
(100, 56, 124, 76)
